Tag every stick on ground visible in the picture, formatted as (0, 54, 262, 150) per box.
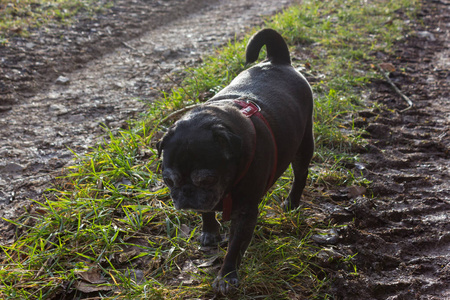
(377, 64, 414, 112)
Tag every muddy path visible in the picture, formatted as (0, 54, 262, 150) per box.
(326, 1, 450, 299)
(0, 0, 293, 243)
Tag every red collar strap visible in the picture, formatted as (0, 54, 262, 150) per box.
(222, 99, 278, 221)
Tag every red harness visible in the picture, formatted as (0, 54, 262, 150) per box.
(222, 99, 278, 221)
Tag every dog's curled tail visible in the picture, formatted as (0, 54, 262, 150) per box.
(245, 28, 291, 65)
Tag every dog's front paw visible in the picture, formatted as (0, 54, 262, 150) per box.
(199, 231, 221, 246)
(282, 199, 299, 211)
(212, 274, 239, 295)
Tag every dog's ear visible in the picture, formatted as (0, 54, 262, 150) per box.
(156, 128, 174, 158)
(156, 140, 163, 158)
(211, 125, 242, 161)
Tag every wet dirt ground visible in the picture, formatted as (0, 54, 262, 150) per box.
(0, 0, 449, 299)
(325, 1, 449, 299)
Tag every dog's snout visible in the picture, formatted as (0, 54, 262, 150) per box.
(182, 185, 195, 197)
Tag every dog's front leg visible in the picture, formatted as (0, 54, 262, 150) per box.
(213, 206, 258, 294)
(200, 212, 221, 246)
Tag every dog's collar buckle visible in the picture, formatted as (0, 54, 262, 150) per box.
(235, 99, 261, 117)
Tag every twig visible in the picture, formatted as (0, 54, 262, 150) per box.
(160, 104, 201, 124)
(122, 41, 138, 52)
(377, 64, 413, 112)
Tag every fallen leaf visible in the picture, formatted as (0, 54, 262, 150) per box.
(316, 247, 345, 262)
(178, 224, 190, 238)
(34, 208, 47, 215)
(176, 260, 200, 286)
(74, 281, 112, 293)
(9, 27, 23, 34)
(76, 268, 107, 284)
(119, 249, 139, 263)
(311, 228, 339, 245)
(379, 62, 396, 73)
(347, 186, 367, 199)
(197, 255, 220, 268)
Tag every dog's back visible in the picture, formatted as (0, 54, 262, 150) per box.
(213, 28, 312, 133)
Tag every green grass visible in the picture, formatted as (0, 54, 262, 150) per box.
(0, 0, 112, 38)
(0, 0, 419, 299)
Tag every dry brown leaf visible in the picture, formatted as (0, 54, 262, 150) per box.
(197, 255, 220, 268)
(118, 249, 139, 263)
(179, 224, 190, 238)
(76, 268, 107, 284)
(379, 62, 396, 73)
(347, 186, 367, 199)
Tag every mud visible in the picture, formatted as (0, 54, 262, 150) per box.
(324, 1, 450, 299)
(0, 0, 449, 298)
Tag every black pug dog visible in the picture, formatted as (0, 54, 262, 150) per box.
(157, 28, 314, 294)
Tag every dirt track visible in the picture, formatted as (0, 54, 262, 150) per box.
(327, 1, 450, 298)
(0, 0, 449, 299)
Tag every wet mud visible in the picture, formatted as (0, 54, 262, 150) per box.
(326, 1, 449, 298)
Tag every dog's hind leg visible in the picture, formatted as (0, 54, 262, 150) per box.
(284, 122, 314, 211)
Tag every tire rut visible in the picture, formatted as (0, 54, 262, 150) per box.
(331, 1, 450, 298)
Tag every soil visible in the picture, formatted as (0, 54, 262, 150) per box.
(0, 0, 448, 299)
(323, 1, 450, 299)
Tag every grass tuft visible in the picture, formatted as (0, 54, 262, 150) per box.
(0, 0, 112, 38)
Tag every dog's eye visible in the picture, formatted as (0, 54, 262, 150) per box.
(163, 176, 175, 188)
(162, 170, 181, 188)
(193, 175, 218, 187)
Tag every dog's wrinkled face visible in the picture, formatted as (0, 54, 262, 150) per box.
(158, 118, 241, 212)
